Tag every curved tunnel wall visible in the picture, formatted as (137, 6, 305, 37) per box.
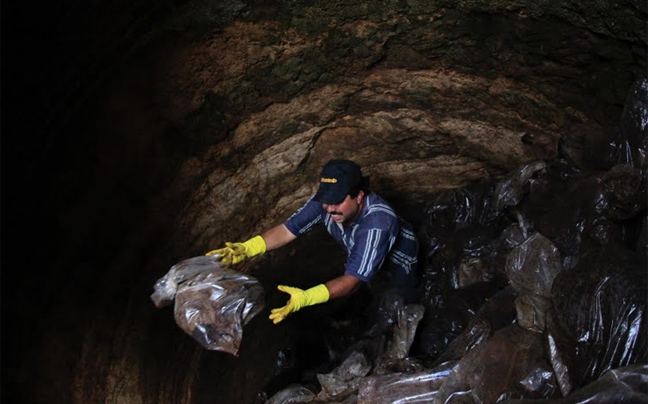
(3, 1, 646, 403)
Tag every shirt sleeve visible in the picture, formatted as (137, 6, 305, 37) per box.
(344, 226, 397, 282)
(284, 196, 324, 236)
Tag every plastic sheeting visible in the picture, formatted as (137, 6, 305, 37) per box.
(520, 167, 644, 259)
(265, 385, 316, 404)
(357, 361, 455, 404)
(151, 255, 265, 355)
(418, 177, 515, 360)
(375, 303, 426, 374)
(498, 364, 648, 404)
(385, 304, 425, 361)
(422, 178, 510, 297)
(548, 245, 647, 395)
(435, 325, 559, 404)
(505, 232, 562, 298)
(607, 78, 648, 169)
(151, 255, 226, 308)
(494, 161, 547, 212)
(316, 351, 372, 402)
(429, 286, 517, 368)
(505, 232, 563, 332)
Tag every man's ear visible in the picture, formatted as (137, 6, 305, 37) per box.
(356, 190, 365, 204)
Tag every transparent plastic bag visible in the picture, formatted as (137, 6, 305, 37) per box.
(357, 361, 455, 404)
(494, 161, 547, 211)
(505, 232, 562, 298)
(316, 351, 372, 401)
(548, 245, 647, 394)
(384, 304, 425, 361)
(607, 77, 648, 169)
(375, 304, 426, 374)
(265, 385, 316, 404)
(151, 255, 265, 355)
(429, 286, 517, 368)
(497, 364, 648, 404)
(435, 325, 559, 404)
(505, 232, 563, 332)
(151, 255, 225, 308)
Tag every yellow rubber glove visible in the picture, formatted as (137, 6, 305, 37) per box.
(269, 284, 330, 324)
(205, 235, 266, 265)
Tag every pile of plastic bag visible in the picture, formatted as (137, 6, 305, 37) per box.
(262, 78, 648, 403)
(151, 255, 265, 356)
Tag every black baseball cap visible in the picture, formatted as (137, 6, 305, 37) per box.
(313, 159, 363, 204)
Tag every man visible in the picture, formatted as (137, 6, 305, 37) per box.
(207, 159, 420, 324)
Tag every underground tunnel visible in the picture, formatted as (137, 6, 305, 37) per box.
(3, 1, 647, 403)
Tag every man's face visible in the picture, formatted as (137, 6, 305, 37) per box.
(322, 190, 365, 225)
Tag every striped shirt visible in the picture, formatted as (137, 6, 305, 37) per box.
(284, 193, 419, 282)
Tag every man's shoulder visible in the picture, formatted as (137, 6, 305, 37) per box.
(364, 193, 396, 216)
(286, 195, 324, 223)
(358, 193, 398, 233)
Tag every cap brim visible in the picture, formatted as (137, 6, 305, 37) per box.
(313, 184, 347, 205)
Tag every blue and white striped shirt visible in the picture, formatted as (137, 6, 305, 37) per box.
(285, 193, 419, 282)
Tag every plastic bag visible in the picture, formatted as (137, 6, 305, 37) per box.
(265, 385, 316, 404)
(375, 304, 426, 374)
(152, 255, 265, 355)
(416, 303, 472, 362)
(606, 77, 648, 169)
(497, 364, 648, 404)
(151, 255, 225, 308)
(435, 325, 559, 404)
(429, 286, 517, 368)
(384, 304, 425, 361)
(523, 166, 645, 257)
(422, 179, 514, 302)
(357, 361, 455, 404)
(316, 351, 372, 402)
(505, 232, 564, 332)
(494, 161, 547, 211)
(505, 232, 562, 298)
(548, 245, 647, 394)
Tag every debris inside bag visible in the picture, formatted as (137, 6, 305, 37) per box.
(151, 255, 265, 355)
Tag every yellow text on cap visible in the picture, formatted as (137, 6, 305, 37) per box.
(321, 178, 338, 183)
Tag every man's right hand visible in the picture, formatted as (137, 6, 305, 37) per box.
(206, 235, 266, 265)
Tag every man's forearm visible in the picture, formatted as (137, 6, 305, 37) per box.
(261, 224, 297, 251)
(325, 274, 362, 299)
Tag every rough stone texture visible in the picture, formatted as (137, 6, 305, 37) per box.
(3, 1, 646, 404)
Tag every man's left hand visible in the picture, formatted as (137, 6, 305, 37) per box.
(269, 284, 330, 324)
